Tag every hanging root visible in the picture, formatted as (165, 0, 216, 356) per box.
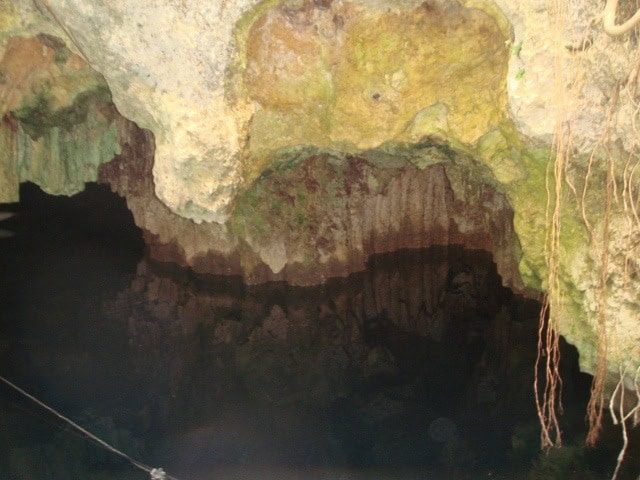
(609, 366, 640, 480)
(602, 0, 640, 36)
(534, 296, 564, 450)
(533, 0, 571, 451)
(586, 120, 615, 446)
(533, 143, 565, 450)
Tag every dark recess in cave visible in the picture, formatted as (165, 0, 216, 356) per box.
(12, 181, 145, 249)
(0, 181, 630, 480)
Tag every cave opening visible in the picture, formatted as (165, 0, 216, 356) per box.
(0, 181, 628, 480)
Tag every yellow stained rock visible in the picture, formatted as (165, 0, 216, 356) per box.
(242, 0, 509, 167)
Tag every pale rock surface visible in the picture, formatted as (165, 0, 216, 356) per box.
(8, 0, 510, 222)
(494, 0, 639, 153)
(492, 0, 640, 380)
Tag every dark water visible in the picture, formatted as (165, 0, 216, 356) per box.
(0, 183, 628, 480)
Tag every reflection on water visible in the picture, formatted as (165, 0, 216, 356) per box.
(0, 183, 622, 479)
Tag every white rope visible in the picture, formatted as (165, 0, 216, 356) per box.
(0, 374, 181, 480)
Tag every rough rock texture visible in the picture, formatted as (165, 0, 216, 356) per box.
(0, 35, 118, 201)
(490, 0, 640, 381)
(2, 0, 640, 384)
(101, 119, 523, 290)
(494, 0, 640, 153)
(231, 147, 523, 289)
(240, 0, 509, 180)
(15, 0, 262, 223)
(3, 0, 510, 222)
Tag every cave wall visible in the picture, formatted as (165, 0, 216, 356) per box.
(0, 34, 118, 200)
(1, 0, 640, 383)
(101, 121, 523, 290)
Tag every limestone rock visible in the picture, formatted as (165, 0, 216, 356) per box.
(101, 121, 523, 290)
(19, 0, 265, 222)
(3, 0, 640, 388)
(5, 0, 510, 222)
(494, 0, 639, 153)
(0, 35, 117, 201)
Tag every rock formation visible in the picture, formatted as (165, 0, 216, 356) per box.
(1, 0, 640, 402)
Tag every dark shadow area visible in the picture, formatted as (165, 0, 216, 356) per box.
(0, 183, 629, 480)
(0, 183, 143, 394)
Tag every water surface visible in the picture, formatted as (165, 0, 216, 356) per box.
(0, 183, 622, 480)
